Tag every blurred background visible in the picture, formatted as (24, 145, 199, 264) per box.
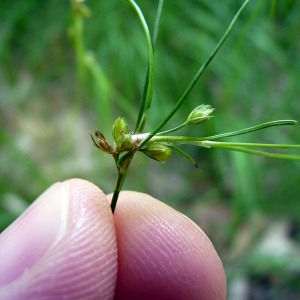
(1, 0, 300, 298)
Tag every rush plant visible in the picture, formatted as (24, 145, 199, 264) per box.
(88, 0, 300, 213)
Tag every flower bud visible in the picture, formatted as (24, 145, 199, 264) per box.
(112, 117, 132, 151)
(141, 143, 172, 162)
(187, 104, 215, 124)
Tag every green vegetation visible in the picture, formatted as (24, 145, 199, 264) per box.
(1, 0, 300, 297)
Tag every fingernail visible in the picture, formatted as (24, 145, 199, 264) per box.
(0, 183, 69, 286)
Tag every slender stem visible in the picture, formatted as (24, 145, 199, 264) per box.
(169, 145, 199, 168)
(157, 121, 188, 135)
(132, 120, 297, 147)
(84, 52, 136, 123)
(84, 53, 111, 127)
(110, 172, 124, 213)
(139, 0, 250, 147)
(152, 0, 164, 47)
(200, 120, 297, 141)
(270, 0, 277, 16)
(208, 145, 300, 160)
(140, 120, 297, 144)
(111, 0, 162, 213)
(199, 141, 300, 149)
(134, 0, 164, 133)
(129, 0, 158, 133)
(110, 151, 135, 213)
(71, 0, 87, 101)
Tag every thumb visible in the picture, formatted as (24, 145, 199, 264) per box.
(0, 179, 117, 300)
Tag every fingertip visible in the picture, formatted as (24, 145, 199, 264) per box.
(111, 191, 226, 300)
(0, 179, 118, 299)
(61, 179, 118, 298)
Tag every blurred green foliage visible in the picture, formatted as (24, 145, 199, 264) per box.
(1, 0, 300, 297)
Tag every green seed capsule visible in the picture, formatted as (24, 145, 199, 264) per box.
(112, 117, 132, 151)
(141, 143, 172, 162)
(187, 104, 215, 124)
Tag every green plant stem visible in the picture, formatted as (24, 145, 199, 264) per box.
(169, 145, 199, 167)
(153, 0, 164, 46)
(270, 0, 277, 16)
(200, 141, 300, 149)
(205, 145, 300, 160)
(139, 0, 250, 147)
(132, 120, 297, 145)
(134, 0, 164, 133)
(84, 53, 112, 127)
(110, 151, 135, 213)
(111, 0, 163, 212)
(157, 121, 188, 135)
(110, 172, 124, 213)
(84, 52, 136, 123)
(128, 0, 155, 133)
(201, 120, 297, 141)
(71, 1, 88, 99)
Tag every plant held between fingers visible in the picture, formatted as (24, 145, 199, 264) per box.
(88, 0, 300, 213)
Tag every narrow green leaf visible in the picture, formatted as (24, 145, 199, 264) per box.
(170, 145, 199, 168)
(209, 146, 300, 161)
(139, 0, 251, 147)
(133, 0, 164, 133)
(200, 141, 300, 149)
(150, 120, 297, 144)
(201, 120, 297, 141)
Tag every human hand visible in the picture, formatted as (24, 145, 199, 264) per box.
(0, 179, 226, 299)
